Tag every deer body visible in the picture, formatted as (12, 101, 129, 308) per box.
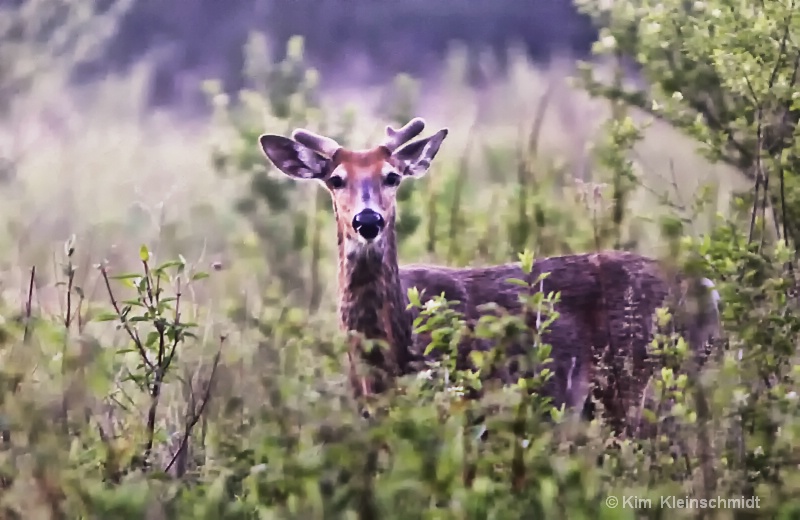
(401, 252, 690, 428)
(259, 117, 721, 435)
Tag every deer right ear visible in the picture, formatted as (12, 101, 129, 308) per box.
(391, 128, 449, 178)
(258, 134, 330, 180)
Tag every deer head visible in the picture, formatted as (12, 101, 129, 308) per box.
(258, 118, 448, 256)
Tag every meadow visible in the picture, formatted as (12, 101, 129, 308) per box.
(0, 6, 797, 518)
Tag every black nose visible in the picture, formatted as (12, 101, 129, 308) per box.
(352, 210, 385, 240)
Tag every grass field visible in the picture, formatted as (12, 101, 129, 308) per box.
(0, 51, 749, 291)
(0, 40, 779, 518)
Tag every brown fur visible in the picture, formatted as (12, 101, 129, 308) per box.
(258, 118, 721, 436)
(401, 251, 718, 435)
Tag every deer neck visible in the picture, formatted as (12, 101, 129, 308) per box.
(336, 216, 414, 386)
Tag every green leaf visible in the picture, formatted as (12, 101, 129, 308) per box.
(505, 278, 530, 288)
(139, 244, 150, 262)
(469, 350, 486, 369)
(518, 249, 535, 273)
(111, 273, 143, 280)
(145, 331, 160, 348)
(157, 259, 185, 272)
(94, 311, 119, 322)
(407, 286, 422, 307)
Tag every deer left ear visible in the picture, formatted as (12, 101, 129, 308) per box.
(259, 134, 330, 180)
(391, 128, 448, 178)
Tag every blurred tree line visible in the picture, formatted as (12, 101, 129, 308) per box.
(67, 0, 596, 106)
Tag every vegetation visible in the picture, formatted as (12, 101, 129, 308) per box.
(0, 0, 798, 518)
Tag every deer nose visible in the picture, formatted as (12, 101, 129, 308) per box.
(352, 209, 385, 240)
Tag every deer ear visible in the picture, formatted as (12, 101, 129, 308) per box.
(391, 128, 448, 178)
(259, 134, 330, 180)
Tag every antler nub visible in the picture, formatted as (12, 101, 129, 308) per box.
(382, 117, 426, 153)
(292, 129, 342, 159)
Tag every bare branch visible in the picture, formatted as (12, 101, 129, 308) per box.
(165, 336, 225, 476)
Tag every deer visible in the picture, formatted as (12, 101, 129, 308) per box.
(257, 117, 722, 437)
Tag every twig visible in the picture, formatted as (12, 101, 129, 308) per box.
(142, 265, 181, 469)
(98, 264, 154, 371)
(766, 0, 794, 92)
(747, 174, 761, 244)
(162, 277, 183, 372)
(164, 336, 225, 475)
(61, 249, 77, 433)
(22, 266, 35, 343)
(2, 267, 34, 445)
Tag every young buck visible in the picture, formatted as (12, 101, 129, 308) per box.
(258, 117, 721, 435)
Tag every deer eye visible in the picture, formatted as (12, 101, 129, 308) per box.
(384, 172, 402, 187)
(328, 175, 345, 189)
